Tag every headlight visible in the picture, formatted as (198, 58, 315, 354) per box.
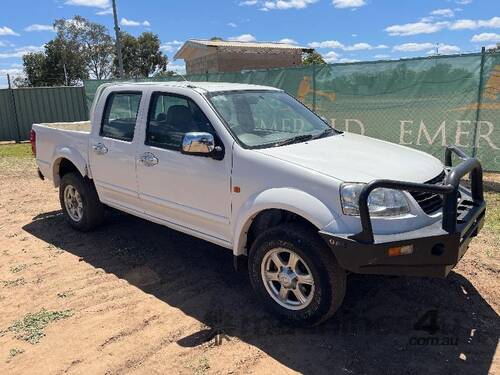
(340, 183, 410, 217)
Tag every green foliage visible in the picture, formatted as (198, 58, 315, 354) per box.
(18, 52, 48, 87)
(20, 15, 114, 86)
(9, 309, 73, 344)
(302, 51, 326, 66)
(73, 16, 115, 79)
(51, 17, 90, 84)
(117, 32, 168, 78)
(19, 14, 169, 84)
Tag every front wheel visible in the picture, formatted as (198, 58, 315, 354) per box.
(59, 172, 104, 231)
(248, 223, 346, 326)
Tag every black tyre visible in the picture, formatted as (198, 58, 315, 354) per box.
(248, 223, 346, 326)
(59, 172, 104, 231)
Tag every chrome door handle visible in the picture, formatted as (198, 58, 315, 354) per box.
(92, 143, 108, 155)
(139, 152, 159, 167)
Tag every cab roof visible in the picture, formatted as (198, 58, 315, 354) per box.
(102, 81, 282, 94)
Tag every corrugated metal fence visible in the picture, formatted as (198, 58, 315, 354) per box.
(0, 86, 88, 142)
(0, 89, 20, 141)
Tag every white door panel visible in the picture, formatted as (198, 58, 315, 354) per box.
(89, 138, 139, 208)
(137, 146, 232, 242)
(89, 91, 143, 212)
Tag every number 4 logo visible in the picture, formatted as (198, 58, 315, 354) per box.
(414, 309, 440, 335)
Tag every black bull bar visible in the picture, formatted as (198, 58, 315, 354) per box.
(320, 145, 486, 278)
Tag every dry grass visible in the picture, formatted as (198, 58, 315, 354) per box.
(0, 144, 32, 158)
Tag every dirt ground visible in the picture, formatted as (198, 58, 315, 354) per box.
(0, 147, 498, 375)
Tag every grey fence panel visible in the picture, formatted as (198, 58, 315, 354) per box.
(12, 87, 89, 140)
(0, 86, 88, 142)
(0, 89, 19, 141)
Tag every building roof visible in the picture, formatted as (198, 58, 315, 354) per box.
(102, 81, 282, 93)
(174, 39, 312, 60)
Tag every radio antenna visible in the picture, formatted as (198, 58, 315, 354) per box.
(176, 73, 189, 82)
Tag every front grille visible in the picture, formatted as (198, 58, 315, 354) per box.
(409, 170, 446, 215)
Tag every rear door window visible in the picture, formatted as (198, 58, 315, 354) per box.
(101, 92, 142, 141)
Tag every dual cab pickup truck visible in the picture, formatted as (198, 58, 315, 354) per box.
(32, 81, 486, 325)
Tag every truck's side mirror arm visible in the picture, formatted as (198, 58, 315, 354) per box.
(211, 145, 225, 160)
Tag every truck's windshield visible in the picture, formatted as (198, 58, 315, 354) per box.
(208, 90, 337, 148)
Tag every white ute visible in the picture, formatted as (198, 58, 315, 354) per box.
(32, 81, 486, 325)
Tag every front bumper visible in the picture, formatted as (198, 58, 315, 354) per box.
(320, 146, 486, 278)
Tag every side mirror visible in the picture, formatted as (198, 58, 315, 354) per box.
(181, 132, 221, 157)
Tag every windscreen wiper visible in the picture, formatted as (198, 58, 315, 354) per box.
(273, 134, 314, 147)
(313, 127, 337, 139)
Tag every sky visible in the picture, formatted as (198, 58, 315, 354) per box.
(0, 0, 499, 87)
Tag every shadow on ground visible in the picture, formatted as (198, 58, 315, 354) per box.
(23, 210, 499, 375)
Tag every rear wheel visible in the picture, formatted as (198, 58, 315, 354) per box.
(248, 223, 346, 326)
(59, 172, 104, 231)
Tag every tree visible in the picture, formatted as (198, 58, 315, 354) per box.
(12, 76, 30, 88)
(54, 16, 114, 80)
(19, 38, 87, 87)
(302, 51, 326, 66)
(53, 17, 89, 85)
(117, 32, 168, 78)
(19, 16, 170, 85)
(118, 32, 139, 77)
(20, 15, 115, 86)
(80, 18, 114, 79)
(45, 38, 88, 85)
(21, 52, 48, 86)
(137, 32, 168, 77)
